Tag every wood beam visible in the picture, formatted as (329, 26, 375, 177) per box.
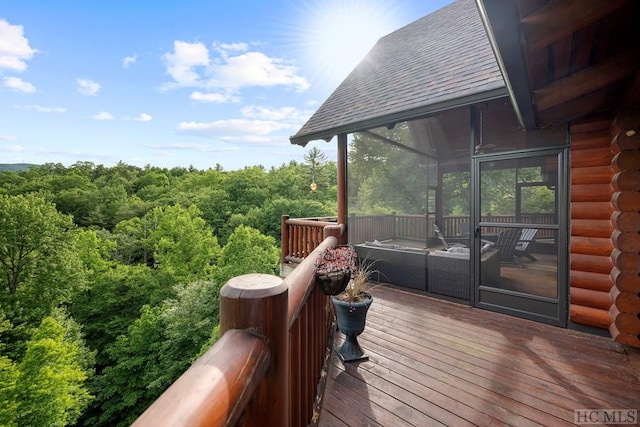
(337, 133, 347, 241)
(534, 49, 639, 112)
(537, 85, 617, 127)
(522, 0, 630, 51)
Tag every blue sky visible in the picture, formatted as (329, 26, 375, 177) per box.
(1, 0, 452, 170)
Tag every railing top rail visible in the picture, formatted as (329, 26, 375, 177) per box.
(132, 329, 270, 427)
(284, 235, 337, 329)
(285, 218, 336, 227)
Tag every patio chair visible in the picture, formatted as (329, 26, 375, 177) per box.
(515, 228, 538, 262)
(494, 228, 522, 268)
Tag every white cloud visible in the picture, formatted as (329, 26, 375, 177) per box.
(123, 53, 137, 68)
(161, 40, 309, 94)
(0, 134, 17, 142)
(145, 142, 237, 152)
(177, 118, 291, 141)
(4, 76, 35, 93)
(15, 104, 66, 113)
(190, 91, 240, 104)
(212, 42, 249, 56)
(162, 41, 209, 88)
(0, 19, 38, 72)
(213, 51, 309, 91)
(135, 113, 152, 122)
(241, 105, 310, 122)
(77, 78, 101, 96)
(93, 111, 113, 120)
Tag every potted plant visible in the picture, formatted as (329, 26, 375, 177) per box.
(314, 245, 356, 295)
(331, 258, 375, 363)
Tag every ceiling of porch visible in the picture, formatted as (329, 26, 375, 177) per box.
(479, 0, 640, 129)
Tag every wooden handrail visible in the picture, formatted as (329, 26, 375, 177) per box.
(134, 235, 340, 427)
(131, 329, 270, 427)
(286, 236, 336, 326)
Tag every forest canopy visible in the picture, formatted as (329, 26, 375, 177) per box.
(0, 157, 336, 426)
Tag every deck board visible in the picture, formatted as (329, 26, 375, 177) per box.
(319, 286, 640, 426)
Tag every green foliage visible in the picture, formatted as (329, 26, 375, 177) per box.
(0, 355, 19, 427)
(0, 154, 336, 426)
(348, 124, 427, 214)
(0, 194, 87, 356)
(94, 305, 165, 426)
(70, 264, 163, 367)
(145, 204, 221, 284)
(14, 316, 92, 427)
(442, 171, 470, 215)
(95, 279, 220, 426)
(214, 225, 280, 285)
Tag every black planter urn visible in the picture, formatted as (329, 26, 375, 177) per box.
(331, 293, 373, 362)
(316, 270, 351, 295)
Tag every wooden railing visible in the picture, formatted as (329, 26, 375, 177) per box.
(347, 213, 556, 243)
(281, 215, 342, 264)
(134, 236, 340, 427)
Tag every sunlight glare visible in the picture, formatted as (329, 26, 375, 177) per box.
(297, 0, 403, 87)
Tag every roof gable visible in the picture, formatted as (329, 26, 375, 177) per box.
(291, 0, 506, 145)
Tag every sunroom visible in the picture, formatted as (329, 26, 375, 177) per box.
(288, 0, 571, 327)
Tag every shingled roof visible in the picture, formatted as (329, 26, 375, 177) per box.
(290, 0, 507, 146)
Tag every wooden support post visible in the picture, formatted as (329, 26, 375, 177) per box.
(281, 215, 290, 265)
(337, 133, 348, 244)
(220, 274, 290, 427)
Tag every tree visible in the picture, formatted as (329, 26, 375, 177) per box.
(70, 264, 162, 368)
(94, 279, 220, 427)
(145, 204, 221, 285)
(0, 314, 18, 427)
(300, 147, 329, 193)
(14, 316, 92, 427)
(348, 124, 427, 214)
(0, 194, 86, 352)
(0, 355, 19, 427)
(214, 225, 280, 285)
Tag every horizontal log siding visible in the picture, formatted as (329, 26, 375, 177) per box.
(569, 118, 614, 330)
(609, 108, 640, 347)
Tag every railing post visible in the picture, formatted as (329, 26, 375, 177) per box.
(220, 274, 290, 427)
(281, 215, 290, 264)
(337, 133, 348, 244)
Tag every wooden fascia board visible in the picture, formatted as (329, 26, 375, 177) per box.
(535, 49, 640, 112)
(289, 87, 508, 146)
(476, 0, 538, 130)
(521, 0, 631, 51)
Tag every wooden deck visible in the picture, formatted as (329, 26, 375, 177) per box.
(319, 286, 640, 426)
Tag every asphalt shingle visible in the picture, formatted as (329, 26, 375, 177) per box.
(291, 0, 505, 145)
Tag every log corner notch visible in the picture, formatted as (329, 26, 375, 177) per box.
(609, 108, 640, 348)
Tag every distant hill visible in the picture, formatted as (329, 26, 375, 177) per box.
(0, 163, 37, 172)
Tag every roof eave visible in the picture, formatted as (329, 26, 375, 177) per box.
(476, 0, 538, 130)
(290, 86, 509, 146)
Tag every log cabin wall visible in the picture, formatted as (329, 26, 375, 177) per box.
(569, 115, 616, 331)
(608, 108, 640, 348)
(569, 110, 640, 348)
